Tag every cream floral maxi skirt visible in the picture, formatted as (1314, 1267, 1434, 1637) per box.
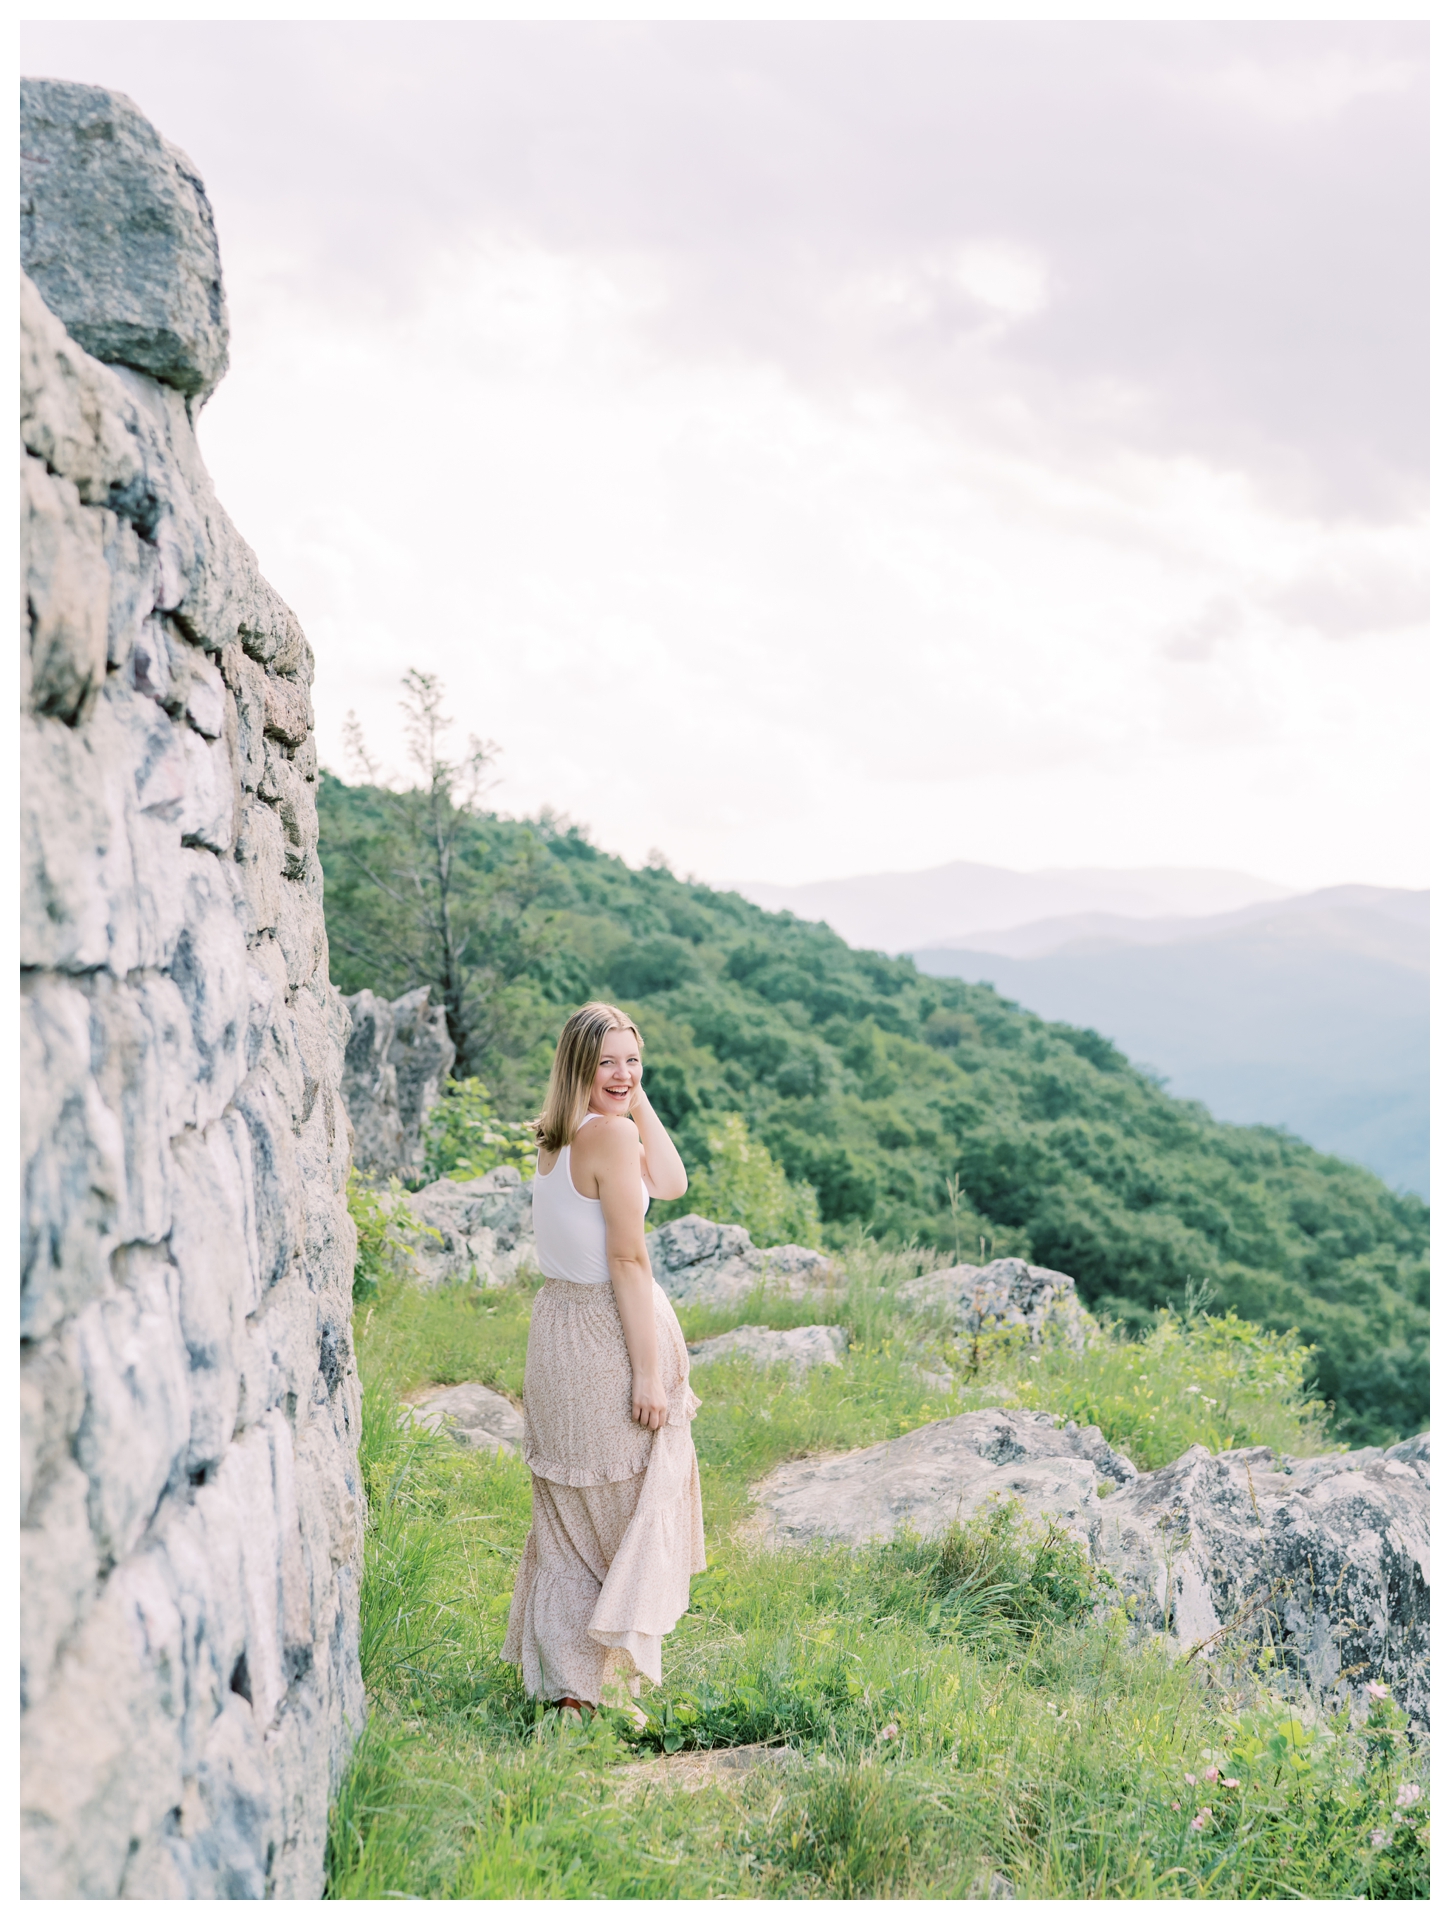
(502, 1276, 706, 1705)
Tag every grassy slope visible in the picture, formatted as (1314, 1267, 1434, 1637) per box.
(320, 779, 1428, 1443)
(328, 1260, 1428, 1899)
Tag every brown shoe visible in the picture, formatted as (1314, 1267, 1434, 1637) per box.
(549, 1695, 595, 1723)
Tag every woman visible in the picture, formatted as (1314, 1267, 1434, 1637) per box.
(502, 1003, 706, 1717)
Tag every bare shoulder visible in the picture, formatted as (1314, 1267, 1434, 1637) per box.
(572, 1115, 640, 1164)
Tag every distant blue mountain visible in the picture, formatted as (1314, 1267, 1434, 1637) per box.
(914, 887, 1429, 1198)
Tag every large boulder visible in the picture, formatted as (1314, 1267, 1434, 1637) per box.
(21, 79, 229, 403)
(391, 1166, 535, 1289)
(899, 1257, 1095, 1352)
(647, 1214, 838, 1309)
(751, 1408, 1137, 1551)
(688, 1324, 848, 1375)
(1095, 1433, 1429, 1728)
(341, 986, 455, 1178)
(404, 1383, 524, 1457)
(747, 1410, 1430, 1725)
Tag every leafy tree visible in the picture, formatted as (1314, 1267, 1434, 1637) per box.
(323, 672, 554, 1091)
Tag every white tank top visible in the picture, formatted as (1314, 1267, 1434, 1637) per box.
(532, 1113, 651, 1286)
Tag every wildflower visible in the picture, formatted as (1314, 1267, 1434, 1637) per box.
(1170, 1802, 1180, 1812)
(1202, 1766, 1219, 1784)
(1370, 1829, 1389, 1849)
(1367, 1681, 1390, 1702)
(1222, 1778, 1240, 1790)
(1184, 1772, 1197, 1784)
(1396, 1783, 1421, 1807)
(877, 1721, 899, 1742)
(1190, 1809, 1211, 1831)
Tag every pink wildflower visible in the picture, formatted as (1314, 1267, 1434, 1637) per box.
(1396, 1783, 1421, 1808)
(1367, 1681, 1390, 1702)
(1202, 1766, 1219, 1784)
(877, 1721, 899, 1742)
(1170, 1802, 1180, 1812)
(1184, 1772, 1197, 1784)
(1222, 1778, 1240, 1790)
(1190, 1809, 1211, 1831)
(1370, 1829, 1389, 1849)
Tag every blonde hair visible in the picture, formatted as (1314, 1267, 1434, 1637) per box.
(535, 1002, 642, 1152)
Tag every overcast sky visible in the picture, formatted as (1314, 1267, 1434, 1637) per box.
(21, 21, 1430, 890)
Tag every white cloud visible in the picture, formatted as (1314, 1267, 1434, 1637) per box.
(1197, 51, 1420, 127)
(197, 234, 1431, 892)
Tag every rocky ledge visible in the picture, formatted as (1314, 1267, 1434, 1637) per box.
(687, 1324, 848, 1374)
(899, 1256, 1095, 1352)
(749, 1408, 1429, 1727)
(646, 1214, 839, 1308)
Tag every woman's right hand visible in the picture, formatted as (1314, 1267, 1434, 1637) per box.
(631, 1371, 669, 1431)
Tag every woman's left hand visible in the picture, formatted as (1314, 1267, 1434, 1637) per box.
(631, 1370, 669, 1431)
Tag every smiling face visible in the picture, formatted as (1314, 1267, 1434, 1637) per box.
(588, 1026, 642, 1118)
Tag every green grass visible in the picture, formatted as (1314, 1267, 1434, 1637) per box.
(327, 1255, 1427, 1899)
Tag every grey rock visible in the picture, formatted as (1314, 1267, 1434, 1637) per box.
(646, 1213, 839, 1309)
(906, 1363, 957, 1395)
(406, 1383, 525, 1456)
(1094, 1434, 1430, 1728)
(687, 1324, 848, 1374)
(750, 1409, 1137, 1551)
(748, 1411, 1430, 1725)
(21, 80, 229, 402)
(341, 986, 455, 1177)
(393, 1166, 536, 1289)
(20, 91, 361, 1899)
(899, 1257, 1095, 1352)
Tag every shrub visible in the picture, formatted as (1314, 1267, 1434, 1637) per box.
(669, 1112, 823, 1248)
(421, 1076, 538, 1185)
(938, 1291, 1335, 1469)
(348, 1171, 431, 1302)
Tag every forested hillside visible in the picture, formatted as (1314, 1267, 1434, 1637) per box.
(319, 771, 1427, 1444)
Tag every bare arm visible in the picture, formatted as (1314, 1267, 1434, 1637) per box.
(631, 1084, 689, 1201)
(591, 1118, 669, 1431)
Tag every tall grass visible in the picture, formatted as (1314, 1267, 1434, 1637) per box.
(327, 1243, 1427, 1899)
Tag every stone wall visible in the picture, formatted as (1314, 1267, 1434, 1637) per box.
(20, 80, 364, 1898)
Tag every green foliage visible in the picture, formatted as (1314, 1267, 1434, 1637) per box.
(421, 1077, 538, 1185)
(328, 1270, 1428, 1900)
(319, 772, 1427, 1442)
(655, 1111, 823, 1248)
(347, 1171, 431, 1303)
(949, 1301, 1335, 1471)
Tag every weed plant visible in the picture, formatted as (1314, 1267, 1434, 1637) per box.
(328, 1248, 1427, 1899)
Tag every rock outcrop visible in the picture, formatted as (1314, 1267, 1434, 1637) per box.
(899, 1257, 1095, 1352)
(390, 1166, 536, 1288)
(21, 78, 229, 403)
(646, 1214, 838, 1308)
(751, 1409, 1138, 1552)
(1096, 1432, 1429, 1728)
(687, 1324, 848, 1374)
(341, 985, 455, 1178)
(20, 81, 364, 1898)
(404, 1383, 525, 1456)
(749, 1410, 1430, 1725)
